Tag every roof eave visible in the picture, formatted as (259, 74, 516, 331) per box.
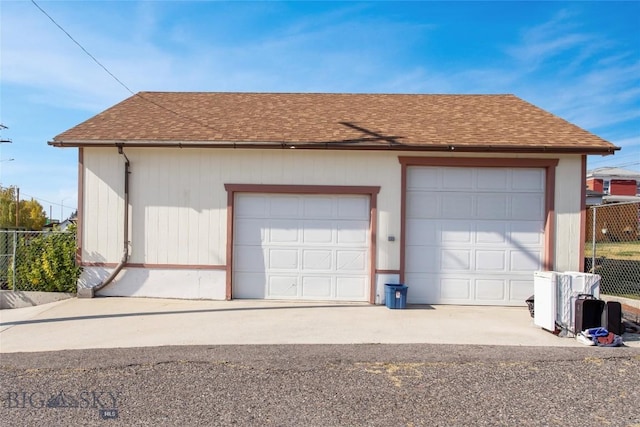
(48, 139, 620, 155)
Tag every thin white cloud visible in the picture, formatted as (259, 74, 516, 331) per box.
(2, 2, 637, 149)
(2, 1, 442, 109)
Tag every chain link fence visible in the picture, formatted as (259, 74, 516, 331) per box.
(0, 230, 80, 293)
(585, 201, 640, 300)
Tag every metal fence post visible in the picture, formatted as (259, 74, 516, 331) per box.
(12, 230, 17, 291)
(591, 205, 596, 274)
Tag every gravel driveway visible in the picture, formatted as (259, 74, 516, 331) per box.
(1, 344, 639, 426)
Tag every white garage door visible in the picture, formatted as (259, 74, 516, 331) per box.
(405, 167, 545, 306)
(233, 193, 370, 301)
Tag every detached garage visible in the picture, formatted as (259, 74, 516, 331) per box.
(49, 92, 618, 306)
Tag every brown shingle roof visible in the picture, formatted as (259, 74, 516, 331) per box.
(50, 92, 618, 154)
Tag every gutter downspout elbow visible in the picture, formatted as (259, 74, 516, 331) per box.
(80, 147, 130, 298)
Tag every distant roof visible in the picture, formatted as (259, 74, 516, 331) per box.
(587, 167, 640, 179)
(50, 92, 619, 154)
(603, 195, 640, 203)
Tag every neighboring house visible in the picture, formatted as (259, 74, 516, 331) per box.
(42, 217, 76, 231)
(50, 92, 619, 306)
(586, 167, 640, 197)
(585, 189, 605, 207)
(59, 217, 77, 231)
(42, 220, 59, 231)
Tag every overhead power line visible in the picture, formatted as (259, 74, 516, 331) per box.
(0, 123, 11, 144)
(17, 191, 74, 210)
(31, 1, 220, 134)
(31, 0, 135, 96)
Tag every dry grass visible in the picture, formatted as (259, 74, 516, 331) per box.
(585, 241, 640, 261)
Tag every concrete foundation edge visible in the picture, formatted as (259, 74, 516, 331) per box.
(0, 290, 75, 309)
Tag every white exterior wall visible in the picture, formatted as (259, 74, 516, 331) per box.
(554, 156, 584, 272)
(83, 150, 126, 262)
(83, 148, 402, 268)
(81, 148, 584, 300)
(78, 266, 227, 299)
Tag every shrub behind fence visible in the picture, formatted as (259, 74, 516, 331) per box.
(0, 229, 80, 293)
(586, 201, 640, 299)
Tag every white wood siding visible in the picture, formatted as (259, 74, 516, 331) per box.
(82, 148, 402, 268)
(130, 149, 226, 265)
(82, 149, 583, 282)
(83, 150, 126, 262)
(554, 157, 584, 272)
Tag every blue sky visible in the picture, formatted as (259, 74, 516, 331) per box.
(1, 1, 639, 220)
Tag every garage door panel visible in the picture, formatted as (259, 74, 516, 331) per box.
(269, 220, 299, 243)
(406, 219, 437, 245)
(442, 168, 473, 190)
(234, 219, 265, 245)
(511, 195, 544, 219)
(406, 166, 544, 306)
(441, 249, 471, 271)
(407, 167, 439, 189)
(442, 195, 473, 218)
(268, 249, 298, 270)
(477, 195, 508, 218)
(509, 222, 544, 244)
(405, 247, 439, 272)
(302, 221, 333, 244)
(509, 279, 534, 301)
(268, 275, 298, 297)
(403, 273, 438, 303)
(407, 275, 534, 306)
(269, 196, 299, 217)
(407, 192, 439, 218)
(234, 193, 370, 301)
(337, 250, 366, 271)
(337, 222, 368, 244)
(440, 278, 471, 299)
(302, 250, 332, 270)
(338, 197, 369, 219)
(233, 272, 266, 298)
(234, 247, 265, 272)
(477, 169, 509, 190)
(236, 196, 266, 218)
(510, 250, 542, 271)
(512, 169, 544, 191)
(476, 279, 506, 300)
(476, 250, 507, 271)
(336, 277, 367, 298)
(476, 222, 508, 244)
(301, 276, 332, 298)
(441, 222, 473, 243)
(303, 197, 333, 218)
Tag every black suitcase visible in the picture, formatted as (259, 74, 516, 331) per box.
(575, 295, 605, 333)
(602, 301, 623, 335)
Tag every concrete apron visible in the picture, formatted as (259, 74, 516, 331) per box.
(1, 297, 637, 353)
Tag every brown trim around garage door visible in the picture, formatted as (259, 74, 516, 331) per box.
(397, 157, 559, 283)
(224, 184, 381, 303)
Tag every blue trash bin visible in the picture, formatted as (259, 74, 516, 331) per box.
(385, 284, 408, 309)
